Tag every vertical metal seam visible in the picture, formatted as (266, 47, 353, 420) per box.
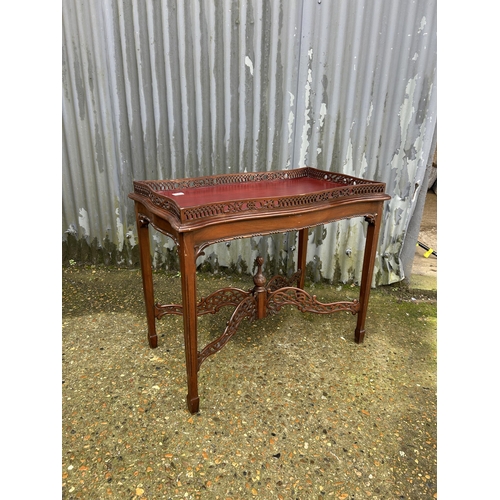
(289, 0, 306, 170)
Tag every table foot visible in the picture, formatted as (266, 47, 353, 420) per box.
(187, 394, 200, 414)
(354, 327, 365, 344)
(148, 334, 158, 349)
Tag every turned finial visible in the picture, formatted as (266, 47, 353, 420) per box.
(253, 256, 266, 288)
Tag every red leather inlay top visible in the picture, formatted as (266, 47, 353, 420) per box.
(157, 178, 344, 209)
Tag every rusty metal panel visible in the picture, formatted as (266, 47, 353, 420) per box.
(62, 0, 437, 284)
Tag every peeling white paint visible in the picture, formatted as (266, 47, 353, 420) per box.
(318, 102, 327, 130)
(360, 153, 368, 177)
(115, 208, 124, 251)
(418, 16, 426, 34)
(366, 102, 373, 127)
(343, 137, 355, 176)
(298, 49, 315, 165)
(288, 91, 295, 145)
(341, 122, 357, 176)
(245, 56, 254, 76)
(399, 78, 417, 149)
(385, 75, 434, 281)
(78, 208, 90, 238)
(299, 64, 313, 166)
(412, 52, 419, 61)
(126, 230, 136, 247)
(66, 223, 77, 236)
(288, 111, 294, 144)
(152, 233, 163, 268)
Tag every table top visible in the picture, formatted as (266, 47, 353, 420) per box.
(129, 167, 389, 226)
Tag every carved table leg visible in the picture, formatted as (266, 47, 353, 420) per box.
(179, 233, 200, 413)
(135, 207, 158, 348)
(253, 256, 267, 319)
(297, 228, 309, 289)
(355, 212, 382, 343)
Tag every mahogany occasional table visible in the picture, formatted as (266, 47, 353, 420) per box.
(129, 167, 390, 413)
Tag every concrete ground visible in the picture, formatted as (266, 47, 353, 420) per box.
(62, 191, 437, 499)
(410, 190, 437, 291)
(62, 263, 437, 496)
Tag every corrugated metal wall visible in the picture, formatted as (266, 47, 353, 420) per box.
(62, 0, 437, 285)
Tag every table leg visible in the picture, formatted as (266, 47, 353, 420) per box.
(297, 228, 309, 289)
(178, 233, 200, 413)
(135, 207, 158, 349)
(355, 213, 382, 343)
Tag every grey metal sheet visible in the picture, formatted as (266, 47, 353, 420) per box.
(62, 0, 437, 284)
